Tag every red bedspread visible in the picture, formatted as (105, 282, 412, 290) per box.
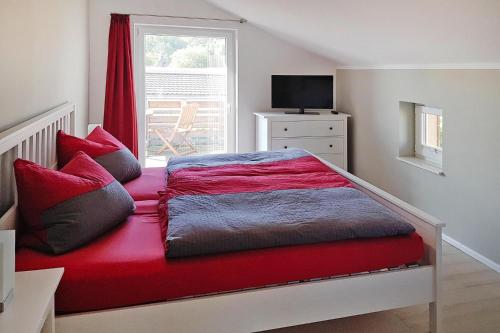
(166, 156, 352, 198)
(15, 166, 424, 314)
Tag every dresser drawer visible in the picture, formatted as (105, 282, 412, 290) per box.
(271, 120, 343, 138)
(271, 137, 343, 154)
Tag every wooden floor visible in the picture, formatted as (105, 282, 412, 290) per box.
(267, 242, 500, 333)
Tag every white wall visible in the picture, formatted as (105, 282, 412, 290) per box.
(0, 0, 89, 136)
(88, 0, 337, 152)
(337, 69, 500, 267)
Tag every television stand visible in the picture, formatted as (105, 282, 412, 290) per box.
(254, 111, 350, 170)
(285, 108, 320, 115)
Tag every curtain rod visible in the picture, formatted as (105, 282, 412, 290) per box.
(112, 13, 247, 24)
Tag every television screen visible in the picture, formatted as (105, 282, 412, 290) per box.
(272, 75, 334, 111)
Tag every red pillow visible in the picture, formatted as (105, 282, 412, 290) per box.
(57, 127, 141, 183)
(14, 151, 135, 254)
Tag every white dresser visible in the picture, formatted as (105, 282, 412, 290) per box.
(255, 112, 350, 170)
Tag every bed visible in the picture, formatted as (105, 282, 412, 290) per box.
(15, 167, 424, 314)
(0, 103, 445, 333)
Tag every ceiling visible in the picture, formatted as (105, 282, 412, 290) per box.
(206, 0, 500, 67)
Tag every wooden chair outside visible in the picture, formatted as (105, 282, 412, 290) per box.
(150, 102, 199, 156)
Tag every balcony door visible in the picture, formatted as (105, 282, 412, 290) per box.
(134, 25, 236, 166)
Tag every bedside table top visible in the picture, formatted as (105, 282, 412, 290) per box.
(0, 268, 63, 333)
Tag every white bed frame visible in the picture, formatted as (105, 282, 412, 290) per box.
(0, 103, 445, 333)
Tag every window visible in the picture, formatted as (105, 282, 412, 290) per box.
(398, 102, 444, 175)
(415, 105, 443, 166)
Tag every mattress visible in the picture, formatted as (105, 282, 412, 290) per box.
(15, 167, 424, 314)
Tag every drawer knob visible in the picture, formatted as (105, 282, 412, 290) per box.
(284, 146, 288, 149)
(329, 144, 333, 148)
(329, 127, 333, 130)
(284, 128, 288, 131)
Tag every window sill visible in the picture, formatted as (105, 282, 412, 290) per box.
(397, 156, 445, 176)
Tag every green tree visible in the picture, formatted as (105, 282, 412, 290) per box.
(170, 47, 208, 68)
(144, 35, 187, 67)
(144, 35, 226, 68)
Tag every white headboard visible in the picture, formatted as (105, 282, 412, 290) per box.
(0, 102, 76, 230)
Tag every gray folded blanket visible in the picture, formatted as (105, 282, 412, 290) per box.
(166, 187, 415, 258)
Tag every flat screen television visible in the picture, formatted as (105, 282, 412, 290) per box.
(272, 75, 334, 114)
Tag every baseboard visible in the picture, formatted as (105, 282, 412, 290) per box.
(443, 234, 500, 273)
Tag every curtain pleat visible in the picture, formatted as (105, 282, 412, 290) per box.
(103, 14, 138, 157)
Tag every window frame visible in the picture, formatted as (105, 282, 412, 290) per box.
(415, 105, 443, 166)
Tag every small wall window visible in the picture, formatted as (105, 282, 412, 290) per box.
(415, 105, 443, 165)
(398, 102, 444, 175)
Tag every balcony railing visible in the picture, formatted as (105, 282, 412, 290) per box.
(145, 99, 226, 166)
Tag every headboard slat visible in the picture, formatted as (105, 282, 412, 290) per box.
(46, 126, 51, 167)
(41, 128, 47, 167)
(36, 133, 42, 164)
(25, 138, 30, 160)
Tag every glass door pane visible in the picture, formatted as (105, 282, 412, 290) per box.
(423, 113, 443, 149)
(141, 32, 230, 167)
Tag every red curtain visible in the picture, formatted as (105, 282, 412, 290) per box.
(103, 14, 138, 157)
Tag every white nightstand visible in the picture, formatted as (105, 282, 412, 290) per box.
(255, 112, 351, 170)
(0, 268, 64, 333)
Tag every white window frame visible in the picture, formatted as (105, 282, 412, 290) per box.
(415, 105, 443, 166)
(133, 22, 237, 166)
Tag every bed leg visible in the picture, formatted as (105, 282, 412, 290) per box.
(429, 226, 443, 332)
(41, 297, 55, 333)
(429, 301, 442, 333)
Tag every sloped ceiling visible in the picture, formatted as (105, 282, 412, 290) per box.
(206, 0, 500, 67)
